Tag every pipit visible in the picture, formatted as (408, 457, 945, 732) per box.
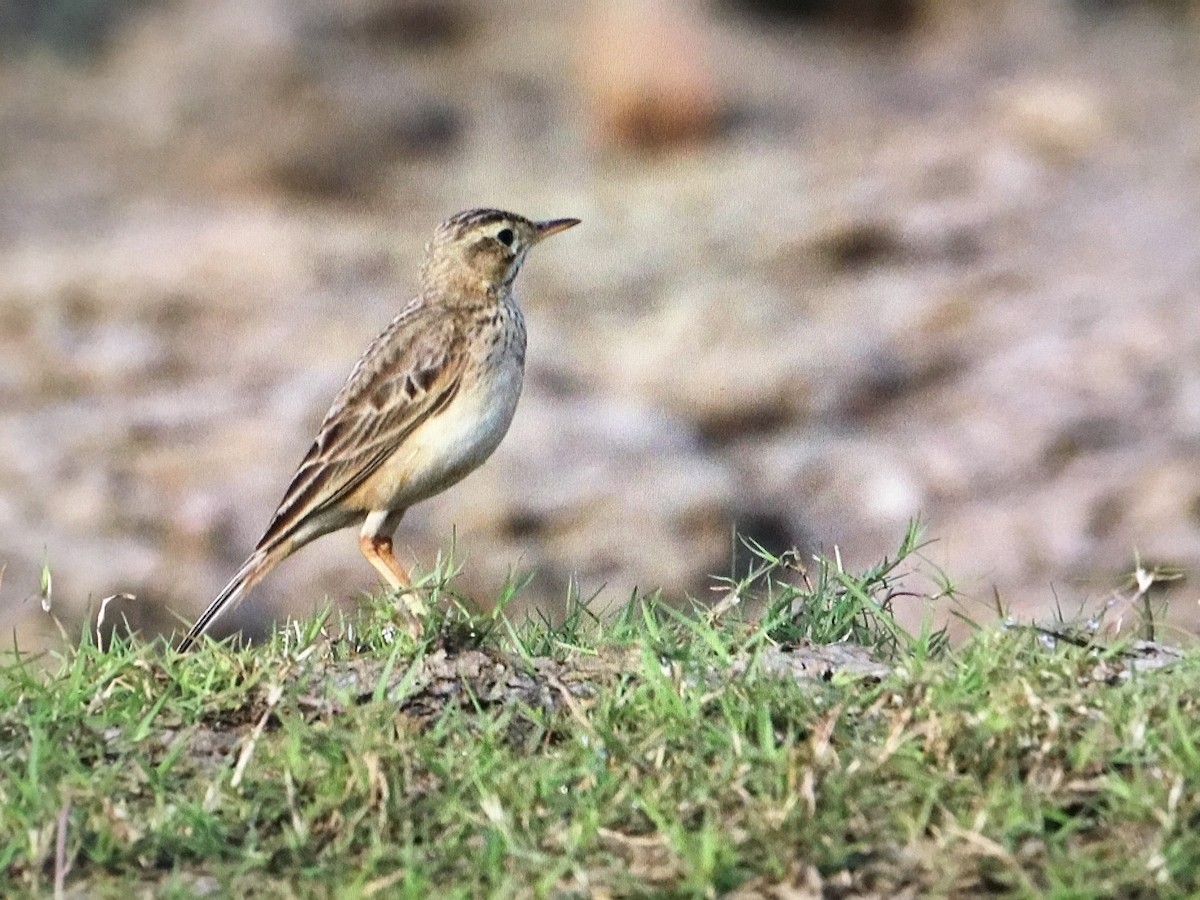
(177, 208, 579, 651)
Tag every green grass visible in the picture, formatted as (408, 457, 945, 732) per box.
(3, 527, 1199, 897)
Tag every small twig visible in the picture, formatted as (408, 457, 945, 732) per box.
(54, 800, 71, 900)
(40, 555, 52, 613)
(706, 589, 741, 625)
(545, 673, 599, 740)
(362, 868, 408, 898)
(231, 684, 284, 789)
(285, 770, 307, 839)
(95, 594, 135, 652)
(1103, 563, 1160, 640)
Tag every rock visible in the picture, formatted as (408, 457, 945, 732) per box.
(716, 0, 925, 34)
(302, 0, 475, 48)
(101, 0, 463, 199)
(578, 0, 725, 151)
(995, 80, 1107, 164)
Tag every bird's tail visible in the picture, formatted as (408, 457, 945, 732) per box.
(176, 544, 290, 652)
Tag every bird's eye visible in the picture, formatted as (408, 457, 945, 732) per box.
(496, 228, 515, 247)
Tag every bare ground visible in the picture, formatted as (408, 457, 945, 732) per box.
(3, 0, 1200, 647)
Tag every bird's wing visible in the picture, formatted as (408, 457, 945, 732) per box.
(255, 301, 469, 551)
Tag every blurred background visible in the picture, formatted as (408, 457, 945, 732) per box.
(3, 0, 1200, 648)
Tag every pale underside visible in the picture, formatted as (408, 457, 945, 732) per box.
(261, 297, 526, 553)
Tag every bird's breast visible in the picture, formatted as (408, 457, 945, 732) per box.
(361, 351, 525, 510)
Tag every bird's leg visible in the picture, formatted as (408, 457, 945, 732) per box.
(359, 509, 429, 625)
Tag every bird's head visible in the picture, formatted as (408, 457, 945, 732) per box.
(420, 208, 580, 296)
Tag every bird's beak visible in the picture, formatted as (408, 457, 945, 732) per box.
(532, 217, 581, 242)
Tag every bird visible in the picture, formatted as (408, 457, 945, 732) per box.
(177, 208, 580, 651)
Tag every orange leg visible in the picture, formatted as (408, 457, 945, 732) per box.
(360, 510, 428, 623)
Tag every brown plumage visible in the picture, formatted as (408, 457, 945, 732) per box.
(177, 209, 579, 651)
